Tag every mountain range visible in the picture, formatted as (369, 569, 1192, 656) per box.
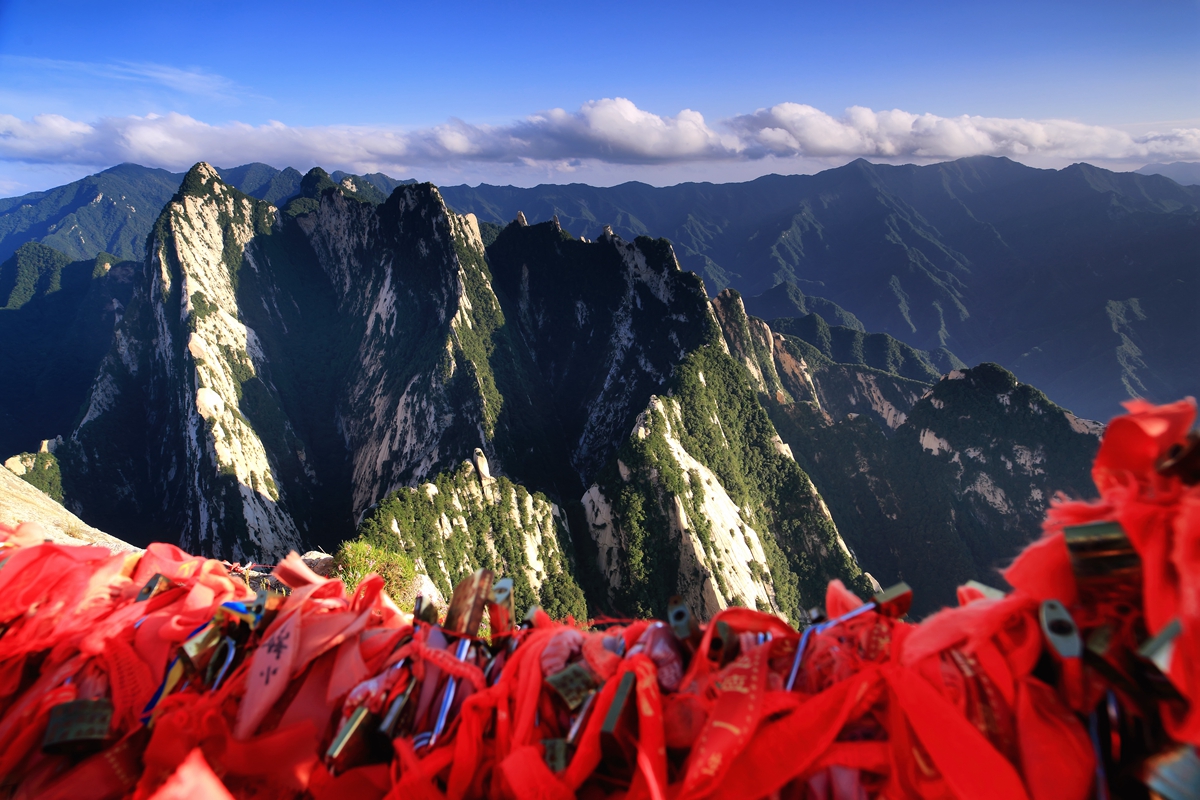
(1137, 161, 1200, 186)
(5, 157, 1196, 422)
(0, 156, 1184, 618)
(440, 159, 1200, 422)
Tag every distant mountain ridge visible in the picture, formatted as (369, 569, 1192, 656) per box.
(440, 158, 1200, 420)
(0, 162, 416, 266)
(770, 313, 964, 383)
(1137, 162, 1200, 186)
(4, 157, 1196, 419)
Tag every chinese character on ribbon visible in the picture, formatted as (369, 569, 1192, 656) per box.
(265, 629, 290, 660)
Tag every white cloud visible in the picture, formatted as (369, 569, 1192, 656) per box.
(1, 100, 1198, 183)
(729, 103, 1200, 162)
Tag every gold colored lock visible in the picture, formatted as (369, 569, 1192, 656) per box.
(545, 662, 599, 710)
(180, 622, 223, 672)
(135, 573, 173, 602)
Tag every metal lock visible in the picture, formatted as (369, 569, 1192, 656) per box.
(204, 635, 240, 690)
(545, 662, 599, 710)
(667, 596, 701, 648)
(872, 582, 913, 618)
(1064, 521, 1142, 603)
(326, 705, 389, 775)
(1143, 745, 1200, 800)
(1040, 599, 1086, 711)
(1040, 600, 1083, 659)
(413, 595, 440, 626)
(179, 622, 224, 672)
(135, 573, 173, 602)
(708, 620, 739, 668)
(599, 672, 638, 778)
(489, 577, 515, 636)
(379, 675, 417, 738)
(250, 588, 284, 632)
(411, 572, 495, 752)
(43, 699, 113, 755)
(444, 568, 493, 638)
(1133, 621, 1185, 713)
(543, 738, 569, 774)
(521, 604, 543, 628)
(567, 691, 597, 745)
(1157, 430, 1200, 485)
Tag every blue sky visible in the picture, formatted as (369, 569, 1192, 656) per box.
(0, 0, 1197, 193)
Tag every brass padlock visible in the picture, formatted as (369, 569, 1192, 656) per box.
(444, 568, 493, 638)
(135, 573, 173, 602)
(250, 588, 285, 632)
(179, 622, 223, 672)
(545, 662, 599, 710)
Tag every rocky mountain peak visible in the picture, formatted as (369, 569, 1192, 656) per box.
(711, 288, 790, 401)
(175, 162, 228, 201)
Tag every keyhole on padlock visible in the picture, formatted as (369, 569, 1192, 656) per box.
(1049, 619, 1074, 636)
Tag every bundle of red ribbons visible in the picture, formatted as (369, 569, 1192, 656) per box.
(1, 399, 1198, 800)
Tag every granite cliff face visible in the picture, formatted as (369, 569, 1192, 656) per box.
(710, 293, 1102, 612)
(64, 165, 307, 559)
(356, 450, 587, 621)
(293, 182, 502, 517)
(61, 166, 507, 561)
(50, 164, 876, 619)
(442, 159, 1200, 422)
(26, 161, 1101, 620)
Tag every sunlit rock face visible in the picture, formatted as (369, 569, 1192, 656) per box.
(65, 166, 506, 561)
(55, 161, 1098, 620)
(66, 164, 305, 559)
(358, 458, 585, 621)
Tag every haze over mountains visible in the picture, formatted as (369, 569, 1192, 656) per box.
(0, 156, 1192, 617)
(1137, 161, 1200, 186)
